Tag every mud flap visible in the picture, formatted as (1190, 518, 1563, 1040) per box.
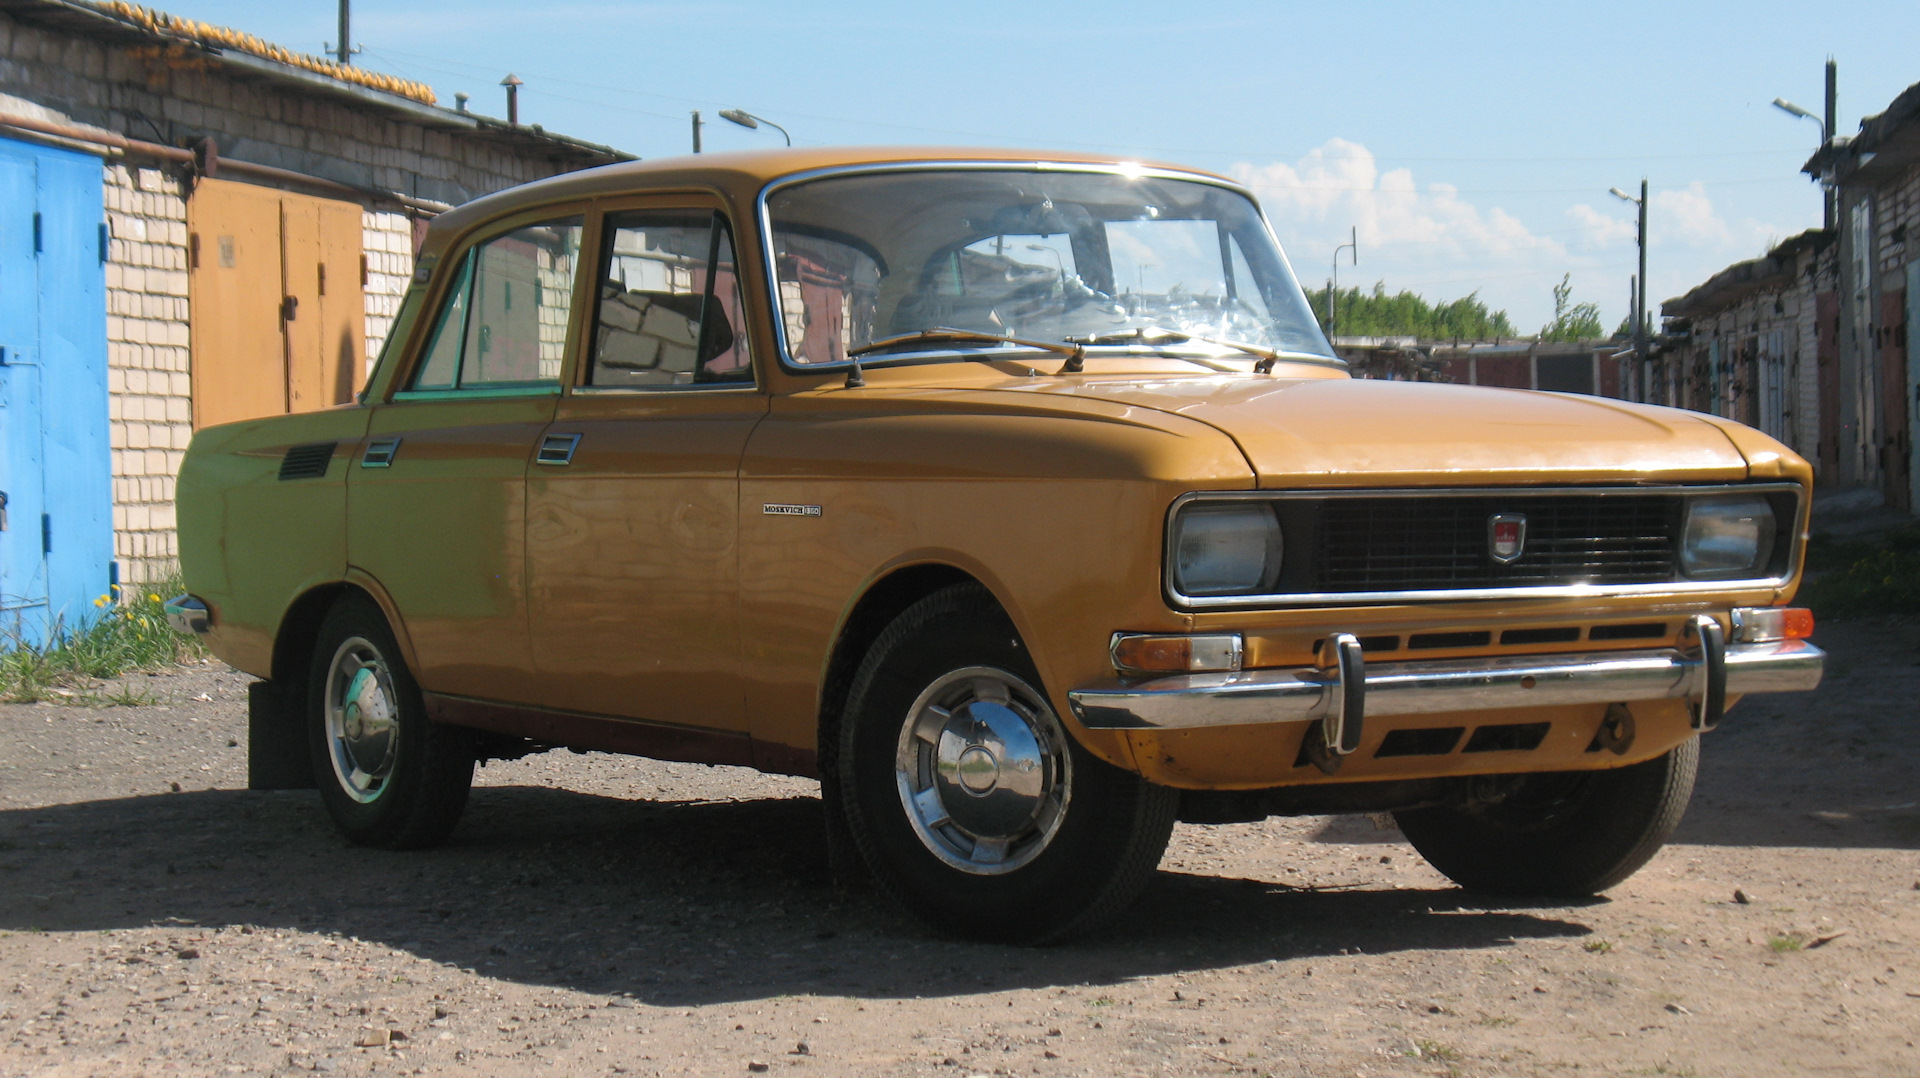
(248, 680, 314, 790)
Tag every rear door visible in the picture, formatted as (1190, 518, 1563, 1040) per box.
(348, 211, 586, 704)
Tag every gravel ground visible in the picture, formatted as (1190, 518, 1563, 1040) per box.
(2, 618, 1917, 1077)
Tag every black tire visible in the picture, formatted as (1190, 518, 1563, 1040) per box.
(1393, 737, 1699, 897)
(305, 592, 474, 849)
(838, 583, 1177, 944)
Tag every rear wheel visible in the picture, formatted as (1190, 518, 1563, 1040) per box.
(838, 584, 1177, 944)
(306, 593, 473, 849)
(1393, 737, 1698, 896)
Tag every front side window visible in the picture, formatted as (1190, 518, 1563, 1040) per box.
(588, 211, 752, 388)
(412, 217, 584, 390)
(766, 169, 1332, 366)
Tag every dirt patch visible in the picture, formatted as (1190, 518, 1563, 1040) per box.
(2, 623, 1917, 1076)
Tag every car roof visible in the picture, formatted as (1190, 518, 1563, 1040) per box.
(424, 146, 1239, 249)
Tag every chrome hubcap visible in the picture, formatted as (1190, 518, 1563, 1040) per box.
(324, 636, 399, 803)
(894, 666, 1071, 875)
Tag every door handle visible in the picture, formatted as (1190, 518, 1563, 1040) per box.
(281, 295, 298, 321)
(536, 433, 582, 466)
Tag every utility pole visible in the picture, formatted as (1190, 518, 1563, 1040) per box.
(691, 110, 703, 154)
(1328, 226, 1356, 341)
(1635, 178, 1648, 397)
(1610, 181, 1650, 401)
(1824, 58, 1838, 231)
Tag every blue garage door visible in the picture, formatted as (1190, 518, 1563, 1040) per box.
(0, 137, 108, 648)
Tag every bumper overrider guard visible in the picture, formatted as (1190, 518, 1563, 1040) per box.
(1068, 615, 1824, 756)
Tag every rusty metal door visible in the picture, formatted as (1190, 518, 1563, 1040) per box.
(188, 179, 364, 428)
(1882, 288, 1910, 511)
(1816, 291, 1841, 480)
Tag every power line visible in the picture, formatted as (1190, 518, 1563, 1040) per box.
(358, 45, 1820, 169)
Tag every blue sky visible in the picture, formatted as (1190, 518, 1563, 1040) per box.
(169, 1, 1920, 331)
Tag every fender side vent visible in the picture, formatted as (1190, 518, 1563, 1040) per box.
(1462, 722, 1551, 753)
(277, 442, 337, 480)
(1374, 727, 1464, 758)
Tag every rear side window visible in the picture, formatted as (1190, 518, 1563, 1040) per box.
(588, 211, 752, 388)
(412, 217, 584, 390)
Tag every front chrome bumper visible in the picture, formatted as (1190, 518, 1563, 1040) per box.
(1068, 636, 1824, 732)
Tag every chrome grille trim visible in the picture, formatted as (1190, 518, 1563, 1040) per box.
(1164, 483, 1804, 609)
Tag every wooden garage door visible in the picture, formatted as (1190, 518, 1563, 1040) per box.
(188, 179, 365, 428)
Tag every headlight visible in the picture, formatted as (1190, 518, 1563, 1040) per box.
(1171, 501, 1282, 596)
(1680, 494, 1776, 579)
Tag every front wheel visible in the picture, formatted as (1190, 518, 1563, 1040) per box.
(306, 593, 474, 849)
(1393, 737, 1699, 896)
(838, 584, 1177, 944)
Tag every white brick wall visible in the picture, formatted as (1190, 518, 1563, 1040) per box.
(362, 210, 415, 372)
(104, 163, 192, 586)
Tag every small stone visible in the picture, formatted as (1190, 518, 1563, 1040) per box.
(746, 1063, 769, 1074)
(1665, 1003, 1692, 1015)
(356, 1030, 391, 1048)
(226, 738, 238, 747)
(1532, 986, 1548, 994)
(169, 782, 181, 793)
(1046, 1029, 1061, 1037)
(1043, 1050, 1059, 1059)
(789, 1042, 809, 1056)
(175, 948, 199, 960)
(1733, 889, 1751, 904)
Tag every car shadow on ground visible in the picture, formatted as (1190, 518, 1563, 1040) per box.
(0, 785, 1596, 1007)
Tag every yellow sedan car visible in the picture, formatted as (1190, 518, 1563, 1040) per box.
(171, 147, 1823, 943)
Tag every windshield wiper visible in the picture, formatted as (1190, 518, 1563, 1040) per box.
(1069, 327, 1301, 373)
(842, 328, 1084, 386)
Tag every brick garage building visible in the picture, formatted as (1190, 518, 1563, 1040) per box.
(0, 0, 629, 609)
(1656, 229, 1837, 480)
(1807, 79, 1920, 512)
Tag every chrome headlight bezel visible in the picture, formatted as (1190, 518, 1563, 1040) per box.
(1679, 493, 1779, 580)
(1167, 499, 1284, 598)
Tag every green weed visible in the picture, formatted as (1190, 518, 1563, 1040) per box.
(0, 576, 206, 703)
(1798, 524, 1920, 617)
(1767, 933, 1805, 953)
(1407, 1039, 1461, 1061)
(1583, 939, 1614, 953)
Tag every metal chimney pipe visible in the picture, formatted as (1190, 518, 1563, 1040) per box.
(691, 109, 703, 153)
(336, 0, 351, 65)
(501, 74, 523, 125)
(454, 92, 469, 113)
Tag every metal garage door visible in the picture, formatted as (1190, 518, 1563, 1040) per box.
(187, 178, 365, 429)
(0, 136, 109, 647)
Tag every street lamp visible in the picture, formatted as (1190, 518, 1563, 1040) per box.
(719, 109, 791, 146)
(1773, 68, 1838, 231)
(1026, 243, 1067, 281)
(1610, 181, 1649, 402)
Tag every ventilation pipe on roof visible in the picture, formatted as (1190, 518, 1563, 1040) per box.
(501, 74, 523, 125)
(455, 92, 469, 113)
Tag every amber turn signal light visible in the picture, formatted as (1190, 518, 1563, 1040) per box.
(1110, 633, 1244, 674)
(1730, 607, 1814, 644)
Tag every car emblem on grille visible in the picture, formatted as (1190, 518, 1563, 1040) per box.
(1488, 512, 1527, 564)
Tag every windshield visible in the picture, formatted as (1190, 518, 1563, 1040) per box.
(765, 168, 1334, 366)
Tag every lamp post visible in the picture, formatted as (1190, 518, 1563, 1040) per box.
(1773, 61, 1838, 230)
(1609, 181, 1648, 401)
(719, 109, 791, 146)
(1327, 227, 1356, 341)
(1026, 243, 1067, 282)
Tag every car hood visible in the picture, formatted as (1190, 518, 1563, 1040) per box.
(1013, 375, 1757, 487)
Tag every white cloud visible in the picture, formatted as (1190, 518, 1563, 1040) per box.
(1231, 140, 1552, 260)
(1566, 202, 1639, 246)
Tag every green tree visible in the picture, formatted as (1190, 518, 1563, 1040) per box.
(1309, 281, 1516, 339)
(1539, 274, 1604, 342)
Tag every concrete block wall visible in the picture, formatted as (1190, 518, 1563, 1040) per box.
(104, 163, 192, 587)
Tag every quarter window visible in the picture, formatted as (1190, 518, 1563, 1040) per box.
(589, 211, 752, 387)
(412, 217, 584, 390)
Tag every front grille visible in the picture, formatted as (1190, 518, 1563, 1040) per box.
(1315, 494, 1679, 591)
